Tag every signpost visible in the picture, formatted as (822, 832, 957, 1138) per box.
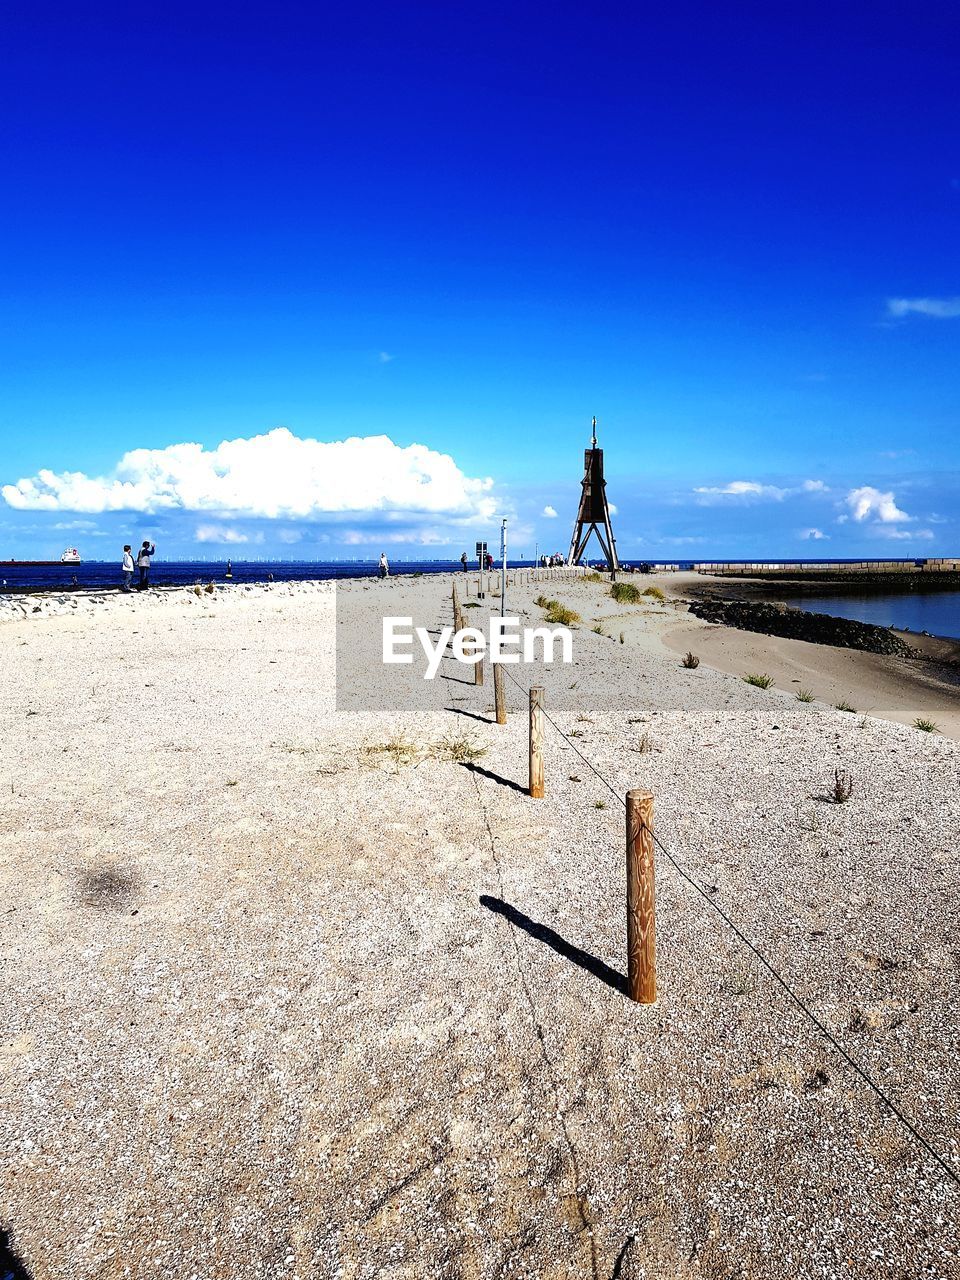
(476, 541, 487, 599)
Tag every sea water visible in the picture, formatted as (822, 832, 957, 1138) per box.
(0, 558, 539, 594)
(790, 591, 960, 642)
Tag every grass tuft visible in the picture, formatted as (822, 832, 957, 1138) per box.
(681, 651, 700, 669)
(834, 700, 856, 713)
(537, 598, 580, 626)
(643, 586, 666, 601)
(743, 672, 774, 689)
(434, 732, 488, 764)
(610, 582, 642, 604)
(913, 717, 940, 733)
(795, 687, 815, 703)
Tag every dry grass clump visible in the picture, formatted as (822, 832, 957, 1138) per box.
(583, 571, 606, 583)
(360, 732, 421, 769)
(433, 733, 488, 764)
(743, 672, 774, 689)
(360, 731, 487, 770)
(610, 582, 642, 604)
(643, 586, 666, 601)
(681, 651, 700, 669)
(795, 687, 815, 702)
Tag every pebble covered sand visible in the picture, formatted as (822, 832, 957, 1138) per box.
(1, 573, 958, 1279)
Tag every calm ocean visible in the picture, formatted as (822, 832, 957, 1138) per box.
(0, 558, 536, 593)
(790, 592, 960, 642)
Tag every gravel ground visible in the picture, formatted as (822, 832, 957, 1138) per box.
(1, 573, 958, 1279)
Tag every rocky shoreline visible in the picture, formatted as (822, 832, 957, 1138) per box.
(684, 570, 960, 601)
(689, 597, 914, 656)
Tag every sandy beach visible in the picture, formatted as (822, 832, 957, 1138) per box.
(1, 573, 959, 1279)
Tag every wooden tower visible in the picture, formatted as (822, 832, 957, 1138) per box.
(567, 417, 619, 575)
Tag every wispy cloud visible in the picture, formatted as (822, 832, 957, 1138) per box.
(542, 504, 558, 518)
(378, 351, 395, 363)
(874, 526, 933, 541)
(844, 486, 911, 523)
(694, 480, 788, 501)
(800, 527, 828, 540)
(886, 296, 960, 320)
(694, 479, 827, 503)
(196, 525, 263, 545)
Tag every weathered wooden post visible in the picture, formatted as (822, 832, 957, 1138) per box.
(528, 686, 544, 798)
(494, 661, 506, 725)
(626, 789, 657, 1003)
(474, 638, 484, 686)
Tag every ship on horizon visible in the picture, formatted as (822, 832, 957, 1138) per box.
(2, 547, 82, 567)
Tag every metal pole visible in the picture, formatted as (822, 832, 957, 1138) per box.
(501, 517, 507, 619)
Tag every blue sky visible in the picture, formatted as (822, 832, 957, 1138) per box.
(1, 1, 957, 560)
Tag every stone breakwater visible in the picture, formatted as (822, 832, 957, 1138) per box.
(0, 578, 334, 623)
(689, 598, 914, 657)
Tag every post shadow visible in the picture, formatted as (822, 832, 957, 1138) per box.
(446, 706, 492, 724)
(460, 762, 527, 794)
(480, 894, 626, 995)
(0, 1229, 32, 1280)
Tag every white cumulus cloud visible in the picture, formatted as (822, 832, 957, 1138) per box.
(845, 486, 911, 523)
(542, 505, 558, 518)
(800, 528, 828, 540)
(886, 296, 960, 319)
(2, 428, 497, 523)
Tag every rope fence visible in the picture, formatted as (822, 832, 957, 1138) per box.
(455, 616, 960, 1194)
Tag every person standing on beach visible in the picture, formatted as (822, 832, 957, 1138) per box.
(137, 540, 156, 590)
(378, 552, 389, 579)
(460, 552, 468, 572)
(121, 545, 134, 592)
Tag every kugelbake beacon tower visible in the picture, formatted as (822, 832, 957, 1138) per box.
(567, 417, 619, 576)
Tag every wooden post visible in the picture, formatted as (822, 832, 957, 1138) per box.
(528, 686, 544, 798)
(494, 661, 506, 724)
(626, 790, 657, 1003)
(474, 639, 484, 686)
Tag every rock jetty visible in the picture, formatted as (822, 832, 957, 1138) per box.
(689, 598, 913, 656)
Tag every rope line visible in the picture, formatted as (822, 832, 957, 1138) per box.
(497, 662, 960, 1192)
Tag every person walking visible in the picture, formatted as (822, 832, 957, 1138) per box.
(121, 545, 134, 592)
(137, 540, 156, 590)
(378, 552, 389, 580)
